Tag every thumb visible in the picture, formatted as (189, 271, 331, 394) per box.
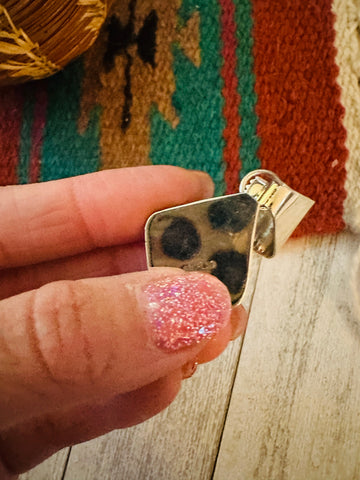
(0, 268, 231, 429)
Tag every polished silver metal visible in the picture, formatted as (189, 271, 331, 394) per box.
(145, 170, 314, 305)
(240, 169, 315, 257)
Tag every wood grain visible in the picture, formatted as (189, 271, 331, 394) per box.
(62, 339, 242, 480)
(19, 449, 69, 480)
(214, 233, 360, 480)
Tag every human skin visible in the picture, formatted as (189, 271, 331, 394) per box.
(0, 166, 247, 477)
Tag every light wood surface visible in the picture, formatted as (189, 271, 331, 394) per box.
(21, 232, 360, 480)
(214, 233, 360, 480)
(19, 449, 69, 480)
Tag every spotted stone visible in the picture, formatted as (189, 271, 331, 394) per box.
(161, 216, 201, 261)
(147, 193, 258, 305)
(209, 250, 248, 296)
(208, 195, 257, 232)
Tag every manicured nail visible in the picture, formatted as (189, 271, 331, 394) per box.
(191, 170, 215, 198)
(143, 273, 231, 352)
(230, 305, 249, 340)
(182, 359, 199, 379)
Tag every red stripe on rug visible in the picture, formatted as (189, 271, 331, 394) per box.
(0, 87, 23, 186)
(30, 86, 48, 183)
(252, 0, 347, 235)
(220, 0, 242, 194)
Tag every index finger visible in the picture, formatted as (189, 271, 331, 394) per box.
(0, 166, 214, 268)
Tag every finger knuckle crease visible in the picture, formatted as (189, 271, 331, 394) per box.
(31, 282, 97, 386)
(68, 180, 98, 249)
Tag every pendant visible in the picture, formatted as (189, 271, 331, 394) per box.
(145, 170, 314, 306)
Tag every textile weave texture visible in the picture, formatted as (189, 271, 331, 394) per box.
(0, 0, 359, 236)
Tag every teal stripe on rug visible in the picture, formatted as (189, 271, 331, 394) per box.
(40, 60, 101, 181)
(236, 0, 261, 177)
(18, 92, 35, 184)
(150, 0, 226, 196)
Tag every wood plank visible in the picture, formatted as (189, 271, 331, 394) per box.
(214, 232, 360, 480)
(19, 449, 69, 480)
(63, 340, 240, 480)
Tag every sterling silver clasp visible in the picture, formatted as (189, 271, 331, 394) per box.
(145, 169, 314, 306)
(239, 169, 315, 258)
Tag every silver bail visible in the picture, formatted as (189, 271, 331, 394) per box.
(240, 169, 315, 258)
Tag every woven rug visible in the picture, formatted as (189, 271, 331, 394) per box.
(0, 0, 359, 237)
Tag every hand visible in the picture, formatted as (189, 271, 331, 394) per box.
(0, 166, 247, 477)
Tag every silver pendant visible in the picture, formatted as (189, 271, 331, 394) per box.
(145, 170, 314, 306)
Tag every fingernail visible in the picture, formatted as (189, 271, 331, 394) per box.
(143, 273, 231, 352)
(191, 170, 215, 198)
(230, 305, 249, 341)
(182, 359, 198, 379)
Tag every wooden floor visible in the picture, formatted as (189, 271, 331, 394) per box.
(21, 231, 360, 480)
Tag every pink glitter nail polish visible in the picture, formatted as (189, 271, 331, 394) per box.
(143, 273, 231, 352)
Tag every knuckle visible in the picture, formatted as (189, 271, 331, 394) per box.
(68, 179, 98, 249)
(31, 281, 98, 387)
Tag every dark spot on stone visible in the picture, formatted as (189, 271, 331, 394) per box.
(208, 195, 257, 232)
(161, 217, 201, 261)
(209, 250, 248, 296)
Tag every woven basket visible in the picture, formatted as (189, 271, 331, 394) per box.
(0, 0, 112, 85)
